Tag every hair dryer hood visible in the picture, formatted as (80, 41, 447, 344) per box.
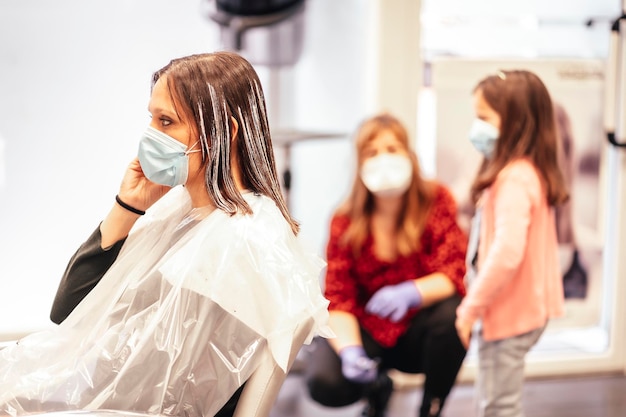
(206, 0, 306, 67)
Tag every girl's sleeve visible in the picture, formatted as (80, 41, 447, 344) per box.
(323, 215, 359, 313)
(423, 185, 468, 296)
(457, 169, 534, 324)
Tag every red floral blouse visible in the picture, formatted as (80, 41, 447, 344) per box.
(324, 183, 468, 347)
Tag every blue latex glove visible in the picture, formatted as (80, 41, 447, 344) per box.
(339, 345, 378, 383)
(365, 280, 422, 322)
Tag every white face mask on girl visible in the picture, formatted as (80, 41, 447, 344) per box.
(468, 118, 499, 158)
(360, 153, 412, 197)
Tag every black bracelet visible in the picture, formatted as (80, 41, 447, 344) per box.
(115, 195, 146, 216)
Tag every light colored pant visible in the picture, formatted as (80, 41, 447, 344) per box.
(475, 324, 546, 417)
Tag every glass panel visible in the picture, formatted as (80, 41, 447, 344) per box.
(419, 0, 624, 376)
(421, 0, 619, 59)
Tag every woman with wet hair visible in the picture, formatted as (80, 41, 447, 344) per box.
(0, 51, 331, 417)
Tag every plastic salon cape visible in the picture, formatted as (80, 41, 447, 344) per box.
(0, 186, 332, 417)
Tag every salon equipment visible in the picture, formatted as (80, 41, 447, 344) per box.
(202, 0, 345, 203)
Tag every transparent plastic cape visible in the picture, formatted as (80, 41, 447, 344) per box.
(0, 186, 333, 416)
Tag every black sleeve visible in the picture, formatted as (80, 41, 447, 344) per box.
(50, 225, 126, 324)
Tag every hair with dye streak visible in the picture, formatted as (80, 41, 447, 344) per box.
(152, 51, 299, 234)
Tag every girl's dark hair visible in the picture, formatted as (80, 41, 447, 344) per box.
(152, 51, 299, 234)
(470, 70, 569, 206)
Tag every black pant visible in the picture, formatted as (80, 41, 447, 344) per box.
(305, 294, 467, 417)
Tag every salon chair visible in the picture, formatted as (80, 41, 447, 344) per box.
(232, 316, 314, 417)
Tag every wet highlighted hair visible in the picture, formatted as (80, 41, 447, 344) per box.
(152, 51, 299, 235)
(470, 70, 569, 206)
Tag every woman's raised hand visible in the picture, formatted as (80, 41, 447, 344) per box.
(117, 157, 171, 212)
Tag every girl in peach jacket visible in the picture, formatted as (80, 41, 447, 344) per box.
(455, 70, 568, 417)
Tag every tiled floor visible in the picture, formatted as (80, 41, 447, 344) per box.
(271, 372, 626, 417)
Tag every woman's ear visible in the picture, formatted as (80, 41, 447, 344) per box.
(230, 117, 239, 142)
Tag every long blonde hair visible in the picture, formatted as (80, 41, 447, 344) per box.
(337, 113, 435, 257)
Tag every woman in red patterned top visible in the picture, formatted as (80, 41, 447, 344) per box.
(305, 113, 468, 417)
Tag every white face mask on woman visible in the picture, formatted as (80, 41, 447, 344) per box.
(138, 126, 200, 187)
(360, 153, 412, 197)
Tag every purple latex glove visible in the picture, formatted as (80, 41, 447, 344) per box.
(365, 280, 422, 322)
(339, 345, 378, 383)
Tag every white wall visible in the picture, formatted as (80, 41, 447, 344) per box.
(0, 0, 374, 337)
(0, 0, 217, 336)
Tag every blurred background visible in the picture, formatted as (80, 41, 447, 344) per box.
(1, 0, 625, 393)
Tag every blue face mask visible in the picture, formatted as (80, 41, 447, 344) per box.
(468, 118, 499, 158)
(138, 126, 200, 187)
